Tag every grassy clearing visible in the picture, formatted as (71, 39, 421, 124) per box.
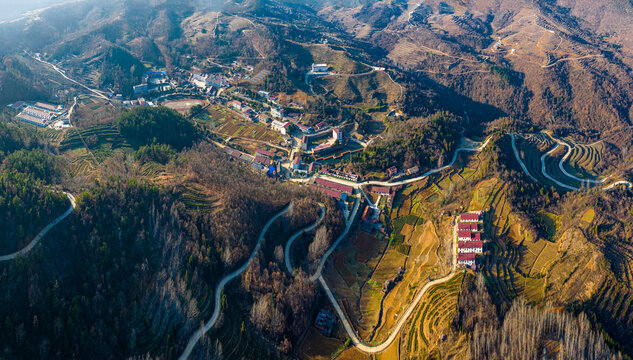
(305, 44, 370, 74)
(537, 211, 560, 240)
(581, 208, 595, 224)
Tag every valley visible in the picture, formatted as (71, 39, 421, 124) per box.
(0, 0, 633, 359)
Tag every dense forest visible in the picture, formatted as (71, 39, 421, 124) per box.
(0, 123, 66, 255)
(99, 47, 147, 97)
(117, 106, 198, 149)
(0, 142, 345, 359)
(351, 111, 461, 174)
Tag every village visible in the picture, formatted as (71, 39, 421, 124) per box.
(6, 51, 492, 354)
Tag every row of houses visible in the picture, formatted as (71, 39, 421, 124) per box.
(311, 177, 354, 200)
(457, 211, 485, 269)
(14, 102, 64, 128)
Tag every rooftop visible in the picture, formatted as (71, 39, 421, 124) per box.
(315, 177, 354, 195)
(458, 253, 477, 261)
(458, 241, 483, 249)
(256, 149, 275, 158)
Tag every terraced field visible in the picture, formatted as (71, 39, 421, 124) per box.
(59, 124, 131, 162)
(476, 179, 551, 303)
(563, 138, 604, 178)
(68, 148, 96, 176)
(178, 182, 221, 213)
(512, 135, 559, 188)
(589, 282, 633, 346)
(140, 162, 167, 178)
(404, 273, 464, 357)
(42, 128, 65, 145)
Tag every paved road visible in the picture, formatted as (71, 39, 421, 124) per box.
(308, 196, 361, 282)
(282, 188, 457, 354)
(316, 213, 458, 354)
(540, 144, 578, 191)
(31, 55, 110, 100)
(321, 136, 493, 189)
(510, 133, 632, 191)
(178, 204, 292, 360)
(509, 133, 538, 181)
(544, 134, 609, 185)
(0, 192, 76, 262)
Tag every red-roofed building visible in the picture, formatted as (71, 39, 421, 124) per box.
(372, 186, 392, 196)
(361, 206, 373, 222)
(314, 121, 328, 131)
(387, 166, 398, 177)
(457, 253, 476, 267)
(458, 241, 483, 254)
(460, 212, 482, 222)
(292, 156, 302, 169)
(472, 232, 481, 241)
(315, 177, 353, 195)
(371, 186, 395, 207)
(311, 184, 346, 200)
(256, 149, 275, 158)
(458, 223, 479, 231)
(228, 100, 242, 111)
(253, 155, 272, 166)
(458, 230, 472, 241)
(308, 162, 315, 173)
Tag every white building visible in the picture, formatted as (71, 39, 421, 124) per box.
(271, 107, 284, 119)
(312, 64, 328, 73)
(271, 120, 290, 135)
(332, 127, 343, 141)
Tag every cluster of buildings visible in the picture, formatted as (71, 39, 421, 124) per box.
(457, 211, 485, 269)
(224, 147, 281, 177)
(133, 71, 172, 95)
(11, 102, 64, 128)
(192, 73, 229, 92)
(311, 177, 354, 200)
(228, 100, 259, 121)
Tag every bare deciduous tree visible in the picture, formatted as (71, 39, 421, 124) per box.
(308, 226, 329, 262)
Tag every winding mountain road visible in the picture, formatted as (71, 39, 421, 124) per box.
(545, 135, 609, 185)
(178, 204, 293, 360)
(0, 192, 76, 262)
(321, 136, 493, 189)
(284, 179, 460, 353)
(509, 133, 632, 191)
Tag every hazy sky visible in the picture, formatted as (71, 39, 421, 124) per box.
(0, 0, 77, 22)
